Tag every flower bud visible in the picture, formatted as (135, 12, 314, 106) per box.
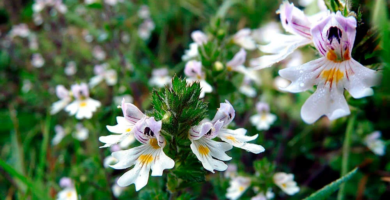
(213, 61, 224, 71)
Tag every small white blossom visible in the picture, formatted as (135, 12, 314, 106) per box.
(51, 85, 72, 114)
(364, 131, 386, 156)
(273, 172, 299, 195)
(250, 102, 276, 131)
(149, 68, 172, 88)
(138, 5, 150, 19)
(9, 24, 30, 38)
(182, 43, 199, 61)
(73, 123, 89, 141)
(93, 46, 106, 61)
(239, 77, 257, 97)
(52, 125, 66, 145)
(184, 60, 212, 98)
(65, 61, 77, 76)
(226, 176, 251, 200)
(64, 83, 101, 119)
(89, 64, 118, 88)
(31, 53, 45, 68)
(233, 29, 257, 50)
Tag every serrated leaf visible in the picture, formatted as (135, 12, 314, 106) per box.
(172, 168, 206, 182)
(304, 168, 359, 200)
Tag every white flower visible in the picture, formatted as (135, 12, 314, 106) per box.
(112, 182, 125, 197)
(252, 21, 281, 44)
(73, 123, 89, 141)
(233, 29, 257, 50)
(65, 83, 101, 119)
(239, 77, 257, 97)
(364, 131, 385, 156)
(273, 172, 299, 195)
(250, 1, 327, 69)
(9, 24, 30, 38)
(51, 85, 72, 114)
(138, 19, 155, 40)
(22, 80, 32, 93)
(59, 177, 73, 188)
(251, 189, 274, 200)
(105, 0, 118, 6)
(33, 0, 46, 13)
(250, 102, 276, 131)
(184, 60, 213, 98)
(84, 0, 97, 5)
(89, 64, 118, 88)
(52, 125, 66, 145)
(109, 117, 174, 191)
(279, 12, 379, 123)
(224, 164, 237, 178)
(227, 48, 260, 84)
(191, 30, 208, 45)
(226, 176, 251, 200)
(212, 101, 265, 154)
(149, 68, 172, 88)
(31, 53, 45, 68)
(99, 98, 146, 148)
(189, 121, 232, 173)
(29, 34, 38, 50)
(65, 61, 77, 76)
(114, 94, 133, 105)
(57, 187, 77, 200)
(138, 5, 150, 19)
(182, 43, 199, 61)
(93, 46, 106, 61)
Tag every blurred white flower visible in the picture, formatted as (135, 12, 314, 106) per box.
(251, 189, 274, 200)
(250, 102, 276, 131)
(51, 85, 72, 114)
(33, 14, 43, 25)
(138, 5, 150, 19)
(239, 77, 257, 97)
(273, 172, 299, 195)
(57, 187, 77, 200)
(114, 94, 133, 105)
(138, 19, 155, 40)
(224, 164, 237, 178)
(184, 60, 212, 98)
(121, 33, 130, 43)
(73, 123, 89, 141)
(182, 43, 199, 61)
(57, 178, 77, 200)
(252, 21, 281, 44)
(89, 64, 118, 88)
(149, 68, 172, 88)
(33, 0, 46, 13)
(364, 131, 386, 156)
(65, 61, 77, 76)
(112, 182, 125, 197)
(65, 83, 101, 119)
(9, 24, 30, 38)
(84, 0, 97, 5)
(226, 176, 251, 200)
(105, 0, 119, 6)
(191, 30, 208, 45)
(31, 53, 45, 68)
(227, 48, 259, 84)
(52, 125, 66, 145)
(22, 80, 32, 93)
(93, 46, 106, 61)
(233, 28, 256, 50)
(82, 30, 93, 43)
(29, 34, 39, 50)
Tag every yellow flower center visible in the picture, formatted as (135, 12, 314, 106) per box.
(261, 114, 267, 121)
(326, 49, 351, 62)
(238, 186, 244, 192)
(198, 145, 209, 156)
(321, 68, 344, 86)
(138, 154, 153, 165)
(80, 101, 87, 107)
(66, 191, 73, 198)
(225, 136, 237, 143)
(281, 183, 287, 188)
(125, 128, 131, 132)
(149, 138, 160, 149)
(227, 66, 233, 71)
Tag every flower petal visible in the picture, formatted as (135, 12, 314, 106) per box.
(344, 59, 378, 99)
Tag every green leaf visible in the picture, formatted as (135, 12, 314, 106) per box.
(0, 159, 51, 200)
(171, 168, 206, 183)
(139, 189, 169, 200)
(304, 168, 359, 200)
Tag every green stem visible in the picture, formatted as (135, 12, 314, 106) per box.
(337, 114, 356, 200)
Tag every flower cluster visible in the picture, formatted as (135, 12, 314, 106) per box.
(100, 96, 264, 191)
